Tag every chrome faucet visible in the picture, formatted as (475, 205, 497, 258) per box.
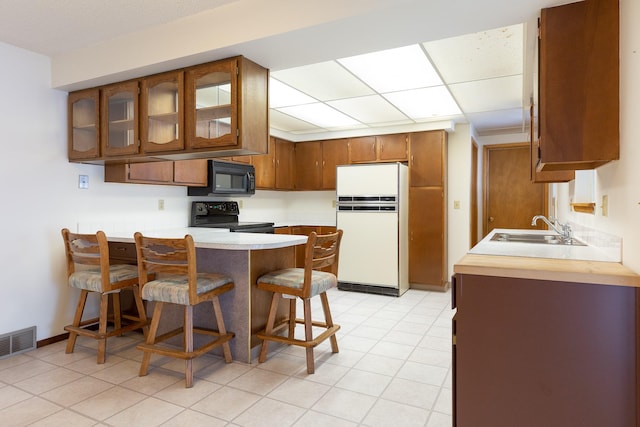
(531, 215, 572, 240)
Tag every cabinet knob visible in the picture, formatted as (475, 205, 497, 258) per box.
(489, 216, 495, 223)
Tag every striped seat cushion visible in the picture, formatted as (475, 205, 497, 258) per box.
(258, 268, 337, 297)
(68, 264, 138, 292)
(141, 273, 233, 305)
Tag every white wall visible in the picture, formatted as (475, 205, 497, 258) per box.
(0, 42, 189, 339)
(554, 0, 640, 273)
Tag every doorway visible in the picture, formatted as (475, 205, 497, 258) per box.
(483, 143, 547, 236)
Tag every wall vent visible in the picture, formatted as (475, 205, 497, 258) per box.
(0, 326, 36, 359)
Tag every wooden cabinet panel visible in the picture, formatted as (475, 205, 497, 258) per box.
(140, 70, 184, 153)
(377, 134, 407, 161)
(409, 131, 446, 187)
(537, 0, 619, 172)
(409, 187, 446, 288)
(348, 136, 376, 163)
(275, 139, 295, 190)
(68, 89, 100, 160)
(321, 138, 349, 190)
(252, 137, 275, 189)
(101, 81, 139, 157)
(173, 159, 207, 186)
(295, 141, 322, 190)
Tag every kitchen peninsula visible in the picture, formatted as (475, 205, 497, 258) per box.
(452, 229, 639, 427)
(107, 228, 307, 364)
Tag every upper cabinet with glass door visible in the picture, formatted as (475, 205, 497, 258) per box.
(140, 71, 184, 153)
(68, 89, 100, 160)
(185, 56, 269, 155)
(101, 81, 139, 157)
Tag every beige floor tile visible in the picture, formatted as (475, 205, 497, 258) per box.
(190, 386, 261, 421)
(40, 376, 114, 407)
(294, 361, 349, 386)
(37, 346, 94, 366)
(255, 352, 307, 375)
(0, 385, 33, 410)
(362, 398, 430, 427)
(426, 410, 453, 427)
(64, 353, 127, 375)
(268, 377, 330, 408)
(433, 386, 453, 415)
(160, 408, 227, 426)
(354, 353, 404, 376)
(29, 408, 96, 427)
(0, 358, 57, 384)
(368, 340, 415, 360)
(228, 367, 288, 395)
(121, 367, 183, 395)
(408, 347, 452, 368)
(233, 397, 306, 427)
(0, 396, 61, 427)
(153, 377, 220, 407)
(91, 359, 141, 384)
(293, 410, 358, 427)
(196, 360, 252, 385)
(14, 366, 84, 394)
(397, 361, 448, 387)
(70, 385, 146, 421)
(381, 377, 440, 409)
(0, 353, 32, 371)
(334, 368, 391, 397)
(311, 387, 376, 423)
(104, 396, 184, 426)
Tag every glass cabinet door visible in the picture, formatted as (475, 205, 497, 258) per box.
(68, 89, 100, 160)
(140, 71, 184, 152)
(185, 59, 237, 149)
(101, 81, 139, 156)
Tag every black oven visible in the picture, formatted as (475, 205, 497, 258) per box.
(190, 201, 274, 233)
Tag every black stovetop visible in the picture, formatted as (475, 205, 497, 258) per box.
(190, 201, 274, 231)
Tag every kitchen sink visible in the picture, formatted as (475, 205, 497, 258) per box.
(490, 232, 586, 246)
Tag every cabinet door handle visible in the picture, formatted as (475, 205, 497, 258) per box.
(411, 155, 414, 166)
(489, 216, 495, 222)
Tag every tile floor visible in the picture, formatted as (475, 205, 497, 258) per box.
(0, 288, 453, 426)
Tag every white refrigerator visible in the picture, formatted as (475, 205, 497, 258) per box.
(336, 163, 408, 296)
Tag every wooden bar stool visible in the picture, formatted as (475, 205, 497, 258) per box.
(61, 228, 148, 364)
(134, 232, 235, 388)
(257, 230, 343, 374)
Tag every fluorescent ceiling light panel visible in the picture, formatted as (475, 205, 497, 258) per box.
(269, 78, 316, 108)
(423, 24, 524, 84)
(466, 108, 524, 132)
(383, 86, 461, 119)
(277, 103, 361, 128)
(269, 109, 323, 133)
(271, 61, 374, 101)
(327, 94, 409, 124)
(449, 75, 522, 113)
(338, 44, 443, 93)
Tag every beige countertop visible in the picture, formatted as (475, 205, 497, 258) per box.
(107, 227, 307, 250)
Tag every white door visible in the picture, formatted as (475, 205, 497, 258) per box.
(337, 210, 399, 288)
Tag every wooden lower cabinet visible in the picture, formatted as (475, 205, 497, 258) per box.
(409, 187, 446, 289)
(277, 225, 337, 267)
(452, 273, 637, 427)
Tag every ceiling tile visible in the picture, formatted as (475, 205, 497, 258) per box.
(276, 103, 362, 129)
(271, 61, 374, 101)
(338, 44, 443, 93)
(269, 78, 316, 108)
(424, 24, 524, 84)
(269, 109, 323, 133)
(449, 75, 522, 113)
(326, 94, 409, 124)
(466, 108, 524, 133)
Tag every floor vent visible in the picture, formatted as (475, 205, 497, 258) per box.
(0, 326, 36, 359)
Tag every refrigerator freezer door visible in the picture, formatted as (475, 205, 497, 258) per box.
(337, 163, 399, 196)
(337, 210, 399, 288)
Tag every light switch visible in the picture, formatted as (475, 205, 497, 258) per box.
(78, 175, 89, 189)
(453, 200, 461, 209)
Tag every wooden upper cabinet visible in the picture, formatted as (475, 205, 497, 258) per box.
(295, 141, 322, 190)
(538, 0, 619, 172)
(409, 131, 446, 187)
(321, 138, 349, 190)
(104, 159, 207, 186)
(275, 139, 295, 190)
(348, 134, 408, 163)
(101, 81, 140, 157)
(184, 56, 268, 154)
(377, 134, 408, 161)
(253, 136, 276, 189)
(530, 104, 574, 183)
(68, 88, 100, 160)
(140, 70, 184, 153)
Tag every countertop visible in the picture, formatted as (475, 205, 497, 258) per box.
(107, 227, 307, 250)
(456, 229, 639, 287)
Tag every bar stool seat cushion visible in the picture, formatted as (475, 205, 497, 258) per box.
(142, 273, 233, 305)
(258, 268, 337, 297)
(69, 264, 139, 292)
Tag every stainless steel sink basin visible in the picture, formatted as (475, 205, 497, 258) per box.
(490, 233, 586, 246)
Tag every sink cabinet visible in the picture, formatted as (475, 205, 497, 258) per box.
(536, 0, 619, 173)
(452, 272, 637, 427)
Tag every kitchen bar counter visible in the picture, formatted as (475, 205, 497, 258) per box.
(107, 229, 307, 364)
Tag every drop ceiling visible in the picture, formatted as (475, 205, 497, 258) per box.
(0, 0, 567, 141)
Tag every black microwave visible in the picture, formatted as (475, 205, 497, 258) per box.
(187, 160, 255, 196)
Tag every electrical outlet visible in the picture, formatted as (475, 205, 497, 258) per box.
(453, 200, 461, 209)
(238, 200, 243, 208)
(158, 199, 165, 211)
(601, 195, 608, 217)
(78, 175, 89, 189)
